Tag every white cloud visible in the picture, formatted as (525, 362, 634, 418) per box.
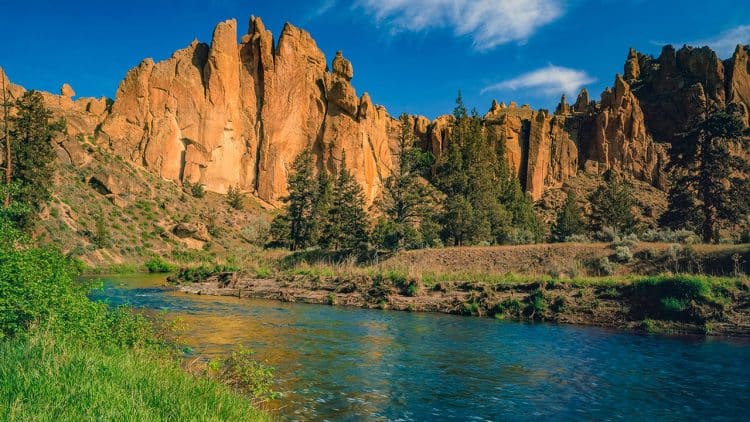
(692, 25, 750, 58)
(355, 0, 565, 50)
(482, 65, 595, 97)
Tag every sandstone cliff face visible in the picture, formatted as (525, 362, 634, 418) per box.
(3, 18, 749, 206)
(97, 17, 395, 204)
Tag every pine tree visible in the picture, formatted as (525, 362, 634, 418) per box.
(283, 149, 318, 250)
(320, 152, 369, 252)
(376, 113, 438, 250)
(551, 191, 585, 242)
(4, 90, 63, 229)
(310, 168, 333, 245)
(662, 109, 749, 243)
(226, 185, 245, 210)
(505, 179, 544, 243)
(589, 170, 637, 235)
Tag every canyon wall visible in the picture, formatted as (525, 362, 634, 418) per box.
(3, 15, 749, 205)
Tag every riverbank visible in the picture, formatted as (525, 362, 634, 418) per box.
(175, 272, 750, 337)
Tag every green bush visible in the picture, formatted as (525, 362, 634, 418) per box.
(0, 241, 153, 346)
(145, 256, 175, 273)
(211, 347, 277, 406)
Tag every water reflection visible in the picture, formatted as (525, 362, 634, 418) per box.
(90, 275, 750, 421)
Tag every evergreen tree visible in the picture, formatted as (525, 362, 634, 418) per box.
(551, 191, 585, 242)
(376, 113, 438, 250)
(226, 185, 245, 210)
(310, 168, 333, 244)
(4, 90, 63, 229)
(662, 109, 749, 243)
(589, 170, 637, 235)
(282, 149, 318, 250)
(504, 179, 544, 243)
(320, 152, 369, 252)
(267, 213, 291, 249)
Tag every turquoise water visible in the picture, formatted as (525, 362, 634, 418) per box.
(92, 275, 750, 420)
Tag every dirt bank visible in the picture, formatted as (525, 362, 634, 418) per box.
(175, 272, 750, 337)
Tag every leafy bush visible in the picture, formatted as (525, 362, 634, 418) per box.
(145, 256, 175, 273)
(525, 289, 548, 318)
(184, 181, 205, 198)
(172, 264, 240, 283)
(640, 228, 699, 244)
(0, 242, 153, 347)
(226, 185, 245, 210)
(211, 347, 277, 406)
(630, 275, 712, 320)
(613, 246, 633, 263)
(593, 256, 616, 276)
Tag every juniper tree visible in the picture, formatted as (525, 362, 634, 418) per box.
(589, 170, 637, 235)
(551, 191, 585, 242)
(226, 185, 244, 210)
(320, 152, 369, 252)
(282, 149, 318, 250)
(661, 109, 749, 243)
(375, 113, 438, 250)
(310, 168, 333, 245)
(4, 91, 64, 229)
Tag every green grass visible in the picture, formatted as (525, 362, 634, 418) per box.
(0, 334, 265, 421)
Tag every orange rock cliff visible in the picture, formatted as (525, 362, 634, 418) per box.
(2, 15, 749, 205)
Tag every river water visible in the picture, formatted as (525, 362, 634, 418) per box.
(91, 274, 750, 421)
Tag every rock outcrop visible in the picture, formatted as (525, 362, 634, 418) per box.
(2, 16, 749, 206)
(96, 17, 396, 204)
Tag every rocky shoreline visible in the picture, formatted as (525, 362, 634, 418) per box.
(174, 272, 750, 337)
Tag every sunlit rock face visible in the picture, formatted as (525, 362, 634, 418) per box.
(4, 15, 749, 205)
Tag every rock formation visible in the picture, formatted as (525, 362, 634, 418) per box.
(96, 17, 396, 205)
(2, 16, 749, 206)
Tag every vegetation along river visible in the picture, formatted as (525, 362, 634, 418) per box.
(91, 274, 750, 420)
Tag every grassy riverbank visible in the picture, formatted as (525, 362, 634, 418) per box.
(0, 334, 264, 420)
(0, 224, 268, 420)
(173, 254, 750, 336)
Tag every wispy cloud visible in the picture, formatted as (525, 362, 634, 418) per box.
(303, 0, 338, 23)
(482, 65, 595, 97)
(692, 25, 750, 58)
(354, 0, 565, 51)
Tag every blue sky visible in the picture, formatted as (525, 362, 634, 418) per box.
(1, 0, 749, 119)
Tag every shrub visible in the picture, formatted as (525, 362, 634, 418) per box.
(184, 181, 205, 198)
(525, 289, 548, 318)
(226, 185, 245, 210)
(145, 256, 175, 273)
(494, 298, 523, 317)
(613, 246, 633, 263)
(594, 256, 616, 276)
(211, 347, 277, 405)
(594, 226, 618, 242)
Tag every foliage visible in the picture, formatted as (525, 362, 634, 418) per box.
(661, 109, 750, 243)
(589, 170, 637, 235)
(375, 113, 439, 251)
(145, 256, 175, 273)
(279, 148, 318, 250)
(434, 93, 542, 246)
(226, 185, 245, 210)
(211, 346, 277, 406)
(184, 180, 205, 198)
(172, 264, 240, 283)
(319, 152, 370, 252)
(92, 212, 110, 249)
(551, 191, 585, 242)
(3, 91, 64, 230)
(613, 246, 633, 263)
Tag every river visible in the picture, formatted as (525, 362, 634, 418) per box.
(90, 274, 750, 421)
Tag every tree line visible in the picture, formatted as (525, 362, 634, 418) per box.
(271, 94, 750, 253)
